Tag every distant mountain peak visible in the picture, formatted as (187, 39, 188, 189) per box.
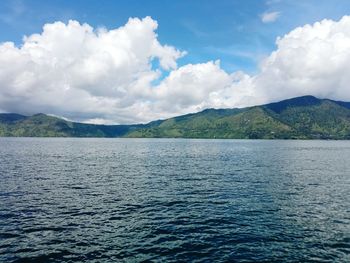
(265, 95, 321, 113)
(0, 113, 27, 123)
(32, 113, 48, 117)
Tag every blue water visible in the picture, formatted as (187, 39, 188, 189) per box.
(0, 138, 349, 262)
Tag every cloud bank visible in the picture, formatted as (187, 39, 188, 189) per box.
(1, 16, 350, 123)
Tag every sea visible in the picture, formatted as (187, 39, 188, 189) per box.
(0, 138, 349, 262)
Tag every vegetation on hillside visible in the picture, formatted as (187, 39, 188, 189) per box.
(1, 96, 350, 139)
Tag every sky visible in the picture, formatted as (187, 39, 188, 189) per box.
(1, 0, 350, 124)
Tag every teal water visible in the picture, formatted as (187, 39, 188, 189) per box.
(0, 138, 349, 262)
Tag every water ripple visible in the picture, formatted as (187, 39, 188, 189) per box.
(0, 138, 349, 262)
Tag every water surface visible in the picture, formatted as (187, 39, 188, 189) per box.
(0, 138, 349, 262)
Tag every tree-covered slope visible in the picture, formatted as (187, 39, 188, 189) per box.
(127, 96, 350, 139)
(264, 98, 350, 139)
(127, 107, 295, 139)
(1, 96, 350, 139)
(0, 113, 143, 137)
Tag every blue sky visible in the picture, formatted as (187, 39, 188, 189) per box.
(1, 0, 350, 123)
(1, 0, 350, 74)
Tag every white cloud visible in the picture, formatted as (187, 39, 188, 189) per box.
(152, 15, 350, 114)
(261, 11, 281, 23)
(1, 16, 350, 124)
(0, 17, 185, 123)
(249, 16, 350, 104)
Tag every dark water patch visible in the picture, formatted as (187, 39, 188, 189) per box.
(22, 226, 68, 234)
(12, 249, 74, 263)
(0, 233, 23, 239)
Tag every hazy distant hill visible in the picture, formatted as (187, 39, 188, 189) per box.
(0, 113, 150, 137)
(1, 96, 350, 139)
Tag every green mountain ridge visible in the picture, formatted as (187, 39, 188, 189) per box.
(1, 96, 350, 139)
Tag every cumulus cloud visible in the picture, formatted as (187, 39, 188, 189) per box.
(261, 11, 281, 23)
(249, 16, 350, 103)
(1, 16, 350, 123)
(0, 17, 185, 123)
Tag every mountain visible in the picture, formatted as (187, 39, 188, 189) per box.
(126, 96, 350, 139)
(1, 96, 350, 139)
(0, 113, 156, 137)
